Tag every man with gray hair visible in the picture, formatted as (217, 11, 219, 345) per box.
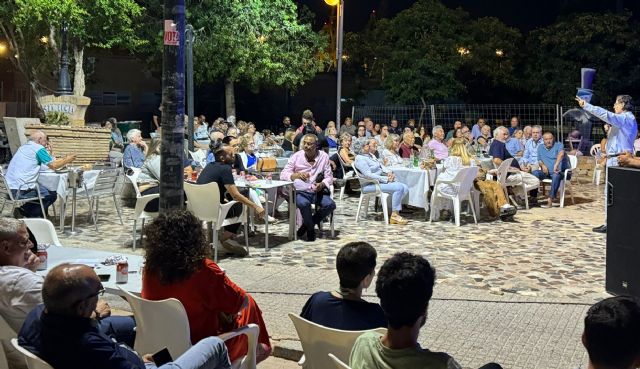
(123, 128, 147, 169)
(521, 125, 543, 170)
(5, 130, 76, 218)
(427, 125, 448, 160)
(490, 126, 540, 206)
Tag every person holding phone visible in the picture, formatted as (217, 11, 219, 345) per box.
(576, 95, 638, 233)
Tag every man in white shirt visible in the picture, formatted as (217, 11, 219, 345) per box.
(0, 218, 135, 368)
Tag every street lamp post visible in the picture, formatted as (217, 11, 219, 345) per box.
(55, 22, 73, 96)
(326, 0, 344, 130)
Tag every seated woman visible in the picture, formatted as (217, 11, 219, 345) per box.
(238, 135, 258, 172)
(446, 128, 463, 147)
(474, 124, 492, 153)
(330, 133, 355, 179)
(380, 134, 403, 167)
(300, 241, 386, 330)
(142, 210, 271, 364)
(326, 127, 339, 149)
(281, 129, 296, 157)
(433, 138, 517, 221)
(123, 129, 147, 169)
(354, 138, 409, 225)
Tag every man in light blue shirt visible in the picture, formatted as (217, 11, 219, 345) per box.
(521, 125, 543, 168)
(5, 131, 76, 217)
(471, 118, 486, 139)
(532, 132, 569, 208)
(578, 95, 638, 233)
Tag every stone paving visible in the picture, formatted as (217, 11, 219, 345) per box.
(15, 175, 611, 369)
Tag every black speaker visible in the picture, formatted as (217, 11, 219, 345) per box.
(606, 166, 640, 297)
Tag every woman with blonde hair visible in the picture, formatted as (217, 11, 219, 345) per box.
(380, 134, 403, 166)
(238, 134, 257, 171)
(433, 138, 516, 221)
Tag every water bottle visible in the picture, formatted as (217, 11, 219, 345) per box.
(413, 153, 419, 167)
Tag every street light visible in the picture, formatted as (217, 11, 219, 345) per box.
(495, 49, 504, 57)
(0, 42, 7, 55)
(325, 0, 344, 130)
(457, 47, 470, 56)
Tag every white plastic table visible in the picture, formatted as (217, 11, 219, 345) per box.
(40, 246, 143, 296)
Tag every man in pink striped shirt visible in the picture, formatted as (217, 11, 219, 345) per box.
(281, 134, 336, 242)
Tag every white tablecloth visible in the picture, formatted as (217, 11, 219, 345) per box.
(39, 170, 101, 204)
(392, 167, 437, 209)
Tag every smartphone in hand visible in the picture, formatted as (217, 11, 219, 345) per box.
(152, 347, 173, 367)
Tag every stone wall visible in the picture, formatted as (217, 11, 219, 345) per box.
(24, 124, 110, 164)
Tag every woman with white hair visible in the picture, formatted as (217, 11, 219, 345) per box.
(123, 129, 147, 168)
(380, 134, 403, 166)
(353, 138, 409, 225)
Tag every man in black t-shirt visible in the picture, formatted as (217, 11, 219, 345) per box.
(197, 144, 265, 256)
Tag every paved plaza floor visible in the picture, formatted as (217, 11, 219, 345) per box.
(19, 176, 610, 369)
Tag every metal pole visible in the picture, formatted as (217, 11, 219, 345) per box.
(55, 22, 73, 96)
(335, 0, 344, 130)
(186, 24, 195, 152)
(159, 0, 186, 212)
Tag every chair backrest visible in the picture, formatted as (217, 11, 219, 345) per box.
(118, 287, 192, 358)
(568, 154, 578, 170)
(496, 158, 514, 188)
(590, 144, 601, 157)
(288, 313, 387, 369)
(328, 353, 352, 369)
(22, 219, 62, 246)
(218, 324, 259, 369)
(0, 173, 15, 201)
(189, 150, 207, 166)
(457, 166, 479, 198)
(0, 314, 16, 369)
(10, 338, 54, 369)
(86, 168, 122, 197)
(183, 182, 222, 223)
(125, 168, 143, 198)
(336, 148, 349, 178)
(351, 158, 380, 190)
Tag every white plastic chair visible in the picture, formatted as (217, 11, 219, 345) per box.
(541, 154, 576, 208)
(83, 168, 124, 231)
(10, 338, 53, 369)
(352, 163, 390, 224)
(189, 149, 207, 168)
(430, 166, 479, 226)
(328, 354, 352, 369)
(183, 182, 249, 262)
(119, 287, 259, 369)
(21, 219, 62, 246)
(126, 168, 160, 251)
(501, 159, 538, 210)
(0, 315, 17, 369)
(0, 172, 47, 219)
(590, 144, 602, 185)
(336, 151, 358, 202)
(288, 313, 386, 369)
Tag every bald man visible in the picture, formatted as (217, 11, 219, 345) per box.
(5, 130, 76, 218)
(18, 264, 232, 369)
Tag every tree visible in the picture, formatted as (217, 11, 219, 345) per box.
(523, 12, 640, 105)
(1, 0, 146, 98)
(188, 1, 327, 116)
(343, 0, 521, 104)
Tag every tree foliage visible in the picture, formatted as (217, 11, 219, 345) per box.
(344, 0, 522, 104)
(523, 12, 640, 105)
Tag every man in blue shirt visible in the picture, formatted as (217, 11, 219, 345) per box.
(578, 95, 638, 233)
(532, 132, 570, 208)
(521, 125, 543, 168)
(5, 131, 76, 218)
(508, 116, 520, 135)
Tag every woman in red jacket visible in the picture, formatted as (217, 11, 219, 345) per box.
(141, 210, 271, 363)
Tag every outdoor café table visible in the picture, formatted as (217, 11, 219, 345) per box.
(38, 246, 143, 296)
(38, 169, 101, 233)
(235, 179, 295, 250)
(392, 166, 439, 213)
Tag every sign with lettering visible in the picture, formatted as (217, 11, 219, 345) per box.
(41, 102, 77, 114)
(164, 20, 179, 46)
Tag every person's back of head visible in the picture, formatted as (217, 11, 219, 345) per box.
(376, 252, 435, 329)
(42, 263, 100, 317)
(336, 242, 377, 291)
(583, 296, 640, 369)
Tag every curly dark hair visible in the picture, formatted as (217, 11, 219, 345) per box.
(143, 210, 209, 285)
(376, 252, 436, 329)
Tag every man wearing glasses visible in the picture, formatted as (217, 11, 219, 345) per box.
(18, 264, 232, 369)
(0, 218, 135, 368)
(577, 95, 638, 233)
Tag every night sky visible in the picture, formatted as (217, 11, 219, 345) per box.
(298, 0, 640, 32)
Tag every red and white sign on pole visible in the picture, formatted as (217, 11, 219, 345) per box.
(164, 20, 179, 46)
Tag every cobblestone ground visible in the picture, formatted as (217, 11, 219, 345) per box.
(19, 176, 608, 369)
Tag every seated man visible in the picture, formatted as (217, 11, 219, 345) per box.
(489, 126, 539, 205)
(532, 132, 570, 208)
(427, 125, 449, 160)
(0, 218, 135, 368)
(5, 130, 76, 218)
(19, 263, 232, 369)
(350, 252, 502, 369)
(521, 125, 543, 169)
(300, 242, 386, 330)
(582, 296, 640, 369)
(280, 134, 336, 242)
